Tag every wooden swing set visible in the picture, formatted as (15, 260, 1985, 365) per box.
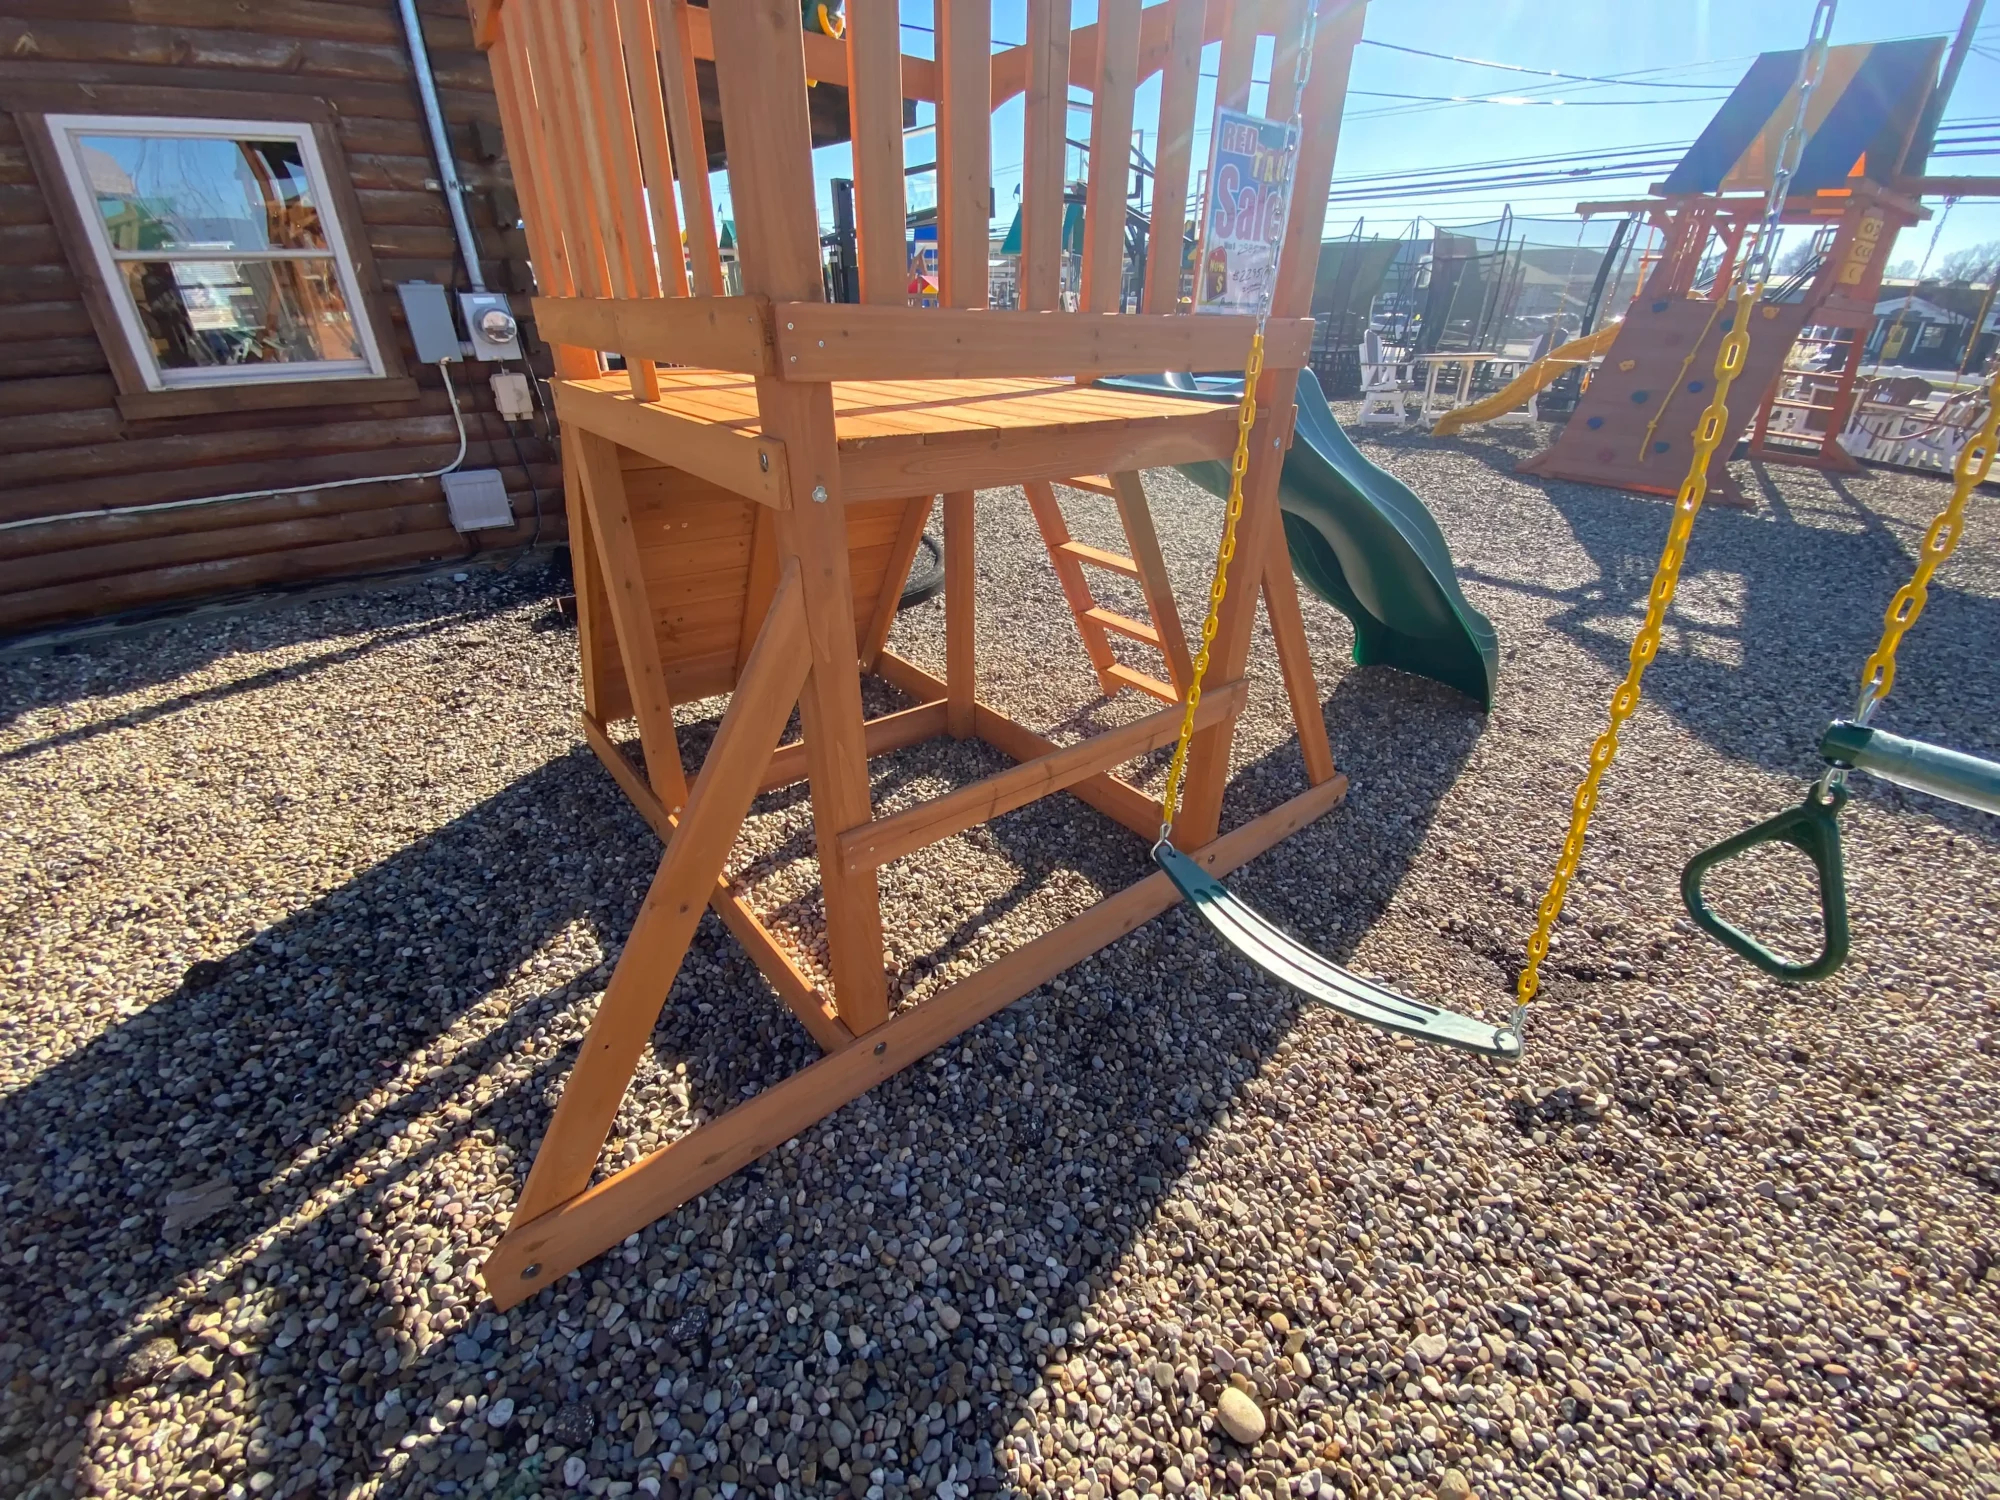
(468, 0, 1366, 1307)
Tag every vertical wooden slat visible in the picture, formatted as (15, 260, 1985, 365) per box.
(584, 1, 663, 397)
(944, 491, 976, 737)
(1273, 0, 1364, 319)
(1216, 0, 1260, 112)
(936, 0, 992, 309)
(1141, 0, 1205, 314)
(1080, 0, 1141, 314)
(1020, 0, 1072, 313)
(711, 0, 889, 1033)
(528, 0, 609, 299)
(846, 0, 909, 304)
(617, 0, 689, 297)
(654, 0, 726, 297)
(490, 24, 570, 298)
(559, 3, 637, 295)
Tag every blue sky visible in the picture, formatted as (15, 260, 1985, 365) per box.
(707, 0, 1999, 273)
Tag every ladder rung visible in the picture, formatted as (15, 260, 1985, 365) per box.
(1084, 606, 1160, 645)
(1057, 541, 1141, 578)
(1062, 474, 1120, 497)
(1106, 663, 1179, 703)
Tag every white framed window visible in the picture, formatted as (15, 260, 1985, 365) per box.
(42, 114, 388, 391)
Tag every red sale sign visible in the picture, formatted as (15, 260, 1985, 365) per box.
(1194, 109, 1300, 316)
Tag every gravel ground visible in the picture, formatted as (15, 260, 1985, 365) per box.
(2, 423, 1997, 1500)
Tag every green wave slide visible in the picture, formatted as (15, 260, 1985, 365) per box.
(1106, 368, 1500, 709)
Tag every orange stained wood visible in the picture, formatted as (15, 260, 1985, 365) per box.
(655, 0, 725, 297)
(1080, 0, 1142, 313)
(845, 0, 909, 304)
(1019, 0, 1072, 313)
(1141, 0, 1205, 313)
(937, 0, 993, 309)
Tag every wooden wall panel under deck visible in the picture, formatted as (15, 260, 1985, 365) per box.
(0, 0, 562, 635)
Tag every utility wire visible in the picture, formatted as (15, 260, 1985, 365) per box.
(1357, 38, 1740, 88)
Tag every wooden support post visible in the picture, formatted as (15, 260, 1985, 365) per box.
(1107, 471, 1195, 692)
(1258, 508, 1337, 786)
(508, 563, 811, 1227)
(713, 0, 890, 1034)
(484, 768, 1348, 1306)
(1140, 0, 1204, 314)
(944, 490, 976, 737)
(574, 430, 689, 809)
(1172, 423, 1288, 845)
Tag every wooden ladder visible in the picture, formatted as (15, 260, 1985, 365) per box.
(1025, 473, 1196, 704)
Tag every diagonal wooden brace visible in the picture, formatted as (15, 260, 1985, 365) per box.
(508, 562, 812, 1227)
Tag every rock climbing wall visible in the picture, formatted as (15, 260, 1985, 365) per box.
(1521, 294, 1811, 503)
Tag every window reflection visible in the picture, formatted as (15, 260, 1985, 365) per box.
(119, 259, 362, 370)
(81, 136, 327, 253)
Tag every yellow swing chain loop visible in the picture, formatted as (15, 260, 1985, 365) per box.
(1816, 361, 1999, 803)
(1515, 0, 1837, 1009)
(1158, 333, 1266, 844)
(1158, 0, 1325, 847)
(1847, 364, 2000, 724)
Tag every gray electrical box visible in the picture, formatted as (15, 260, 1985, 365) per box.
(441, 469, 515, 532)
(459, 290, 523, 362)
(396, 280, 462, 364)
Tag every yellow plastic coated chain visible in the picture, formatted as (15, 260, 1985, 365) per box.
(1158, 332, 1266, 843)
(1515, 283, 1761, 1007)
(1852, 365, 2000, 714)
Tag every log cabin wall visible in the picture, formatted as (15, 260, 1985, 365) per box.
(0, 0, 559, 635)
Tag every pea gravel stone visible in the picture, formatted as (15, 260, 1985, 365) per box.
(2, 417, 1997, 1500)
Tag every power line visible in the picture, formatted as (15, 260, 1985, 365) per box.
(1357, 38, 1740, 89)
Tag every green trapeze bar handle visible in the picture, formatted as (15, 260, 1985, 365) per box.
(1820, 721, 2000, 816)
(1680, 783, 1850, 982)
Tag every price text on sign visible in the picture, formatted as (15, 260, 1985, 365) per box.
(1194, 109, 1300, 316)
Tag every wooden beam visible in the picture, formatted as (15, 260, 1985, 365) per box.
(574, 430, 689, 810)
(837, 679, 1247, 874)
(553, 379, 789, 508)
(532, 296, 774, 375)
(580, 712, 852, 1054)
(937, 0, 993, 310)
(510, 563, 811, 1227)
(1215, 0, 1259, 112)
(713, 0, 890, 1036)
(760, 700, 950, 793)
(871, 651, 1168, 839)
(1273, 0, 1366, 320)
(616, 0, 688, 297)
(1081, 0, 1142, 313)
(846, 0, 910, 305)
(770, 306, 1313, 380)
(654, 0, 725, 297)
(839, 404, 1244, 504)
(483, 766, 1349, 1307)
(1258, 510, 1337, 786)
(1141, 0, 1205, 313)
(1020, 0, 1073, 313)
(944, 490, 977, 738)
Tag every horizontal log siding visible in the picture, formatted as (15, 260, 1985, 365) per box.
(0, 0, 562, 634)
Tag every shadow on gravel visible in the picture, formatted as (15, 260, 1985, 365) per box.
(0, 567, 561, 741)
(1464, 470, 2000, 824)
(1, 656, 1486, 1499)
(0, 741, 816, 1496)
